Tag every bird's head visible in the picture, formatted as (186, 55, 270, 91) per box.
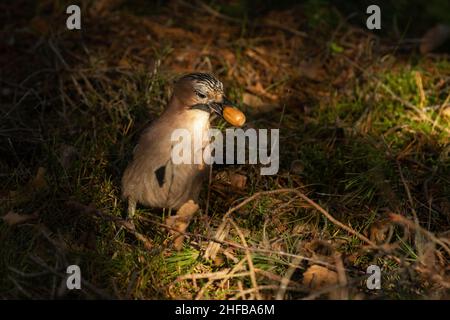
(172, 73, 245, 127)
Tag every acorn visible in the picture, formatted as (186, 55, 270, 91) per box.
(223, 106, 246, 127)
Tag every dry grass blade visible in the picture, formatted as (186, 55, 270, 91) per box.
(218, 258, 247, 289)
(275, 247, 304, 300)
(204, 220, 231, 260)
(414, 71, 426, 109)
(334, 254, 349, 300)
(432, 92, 450, 131)
(229, 219, 261, 300)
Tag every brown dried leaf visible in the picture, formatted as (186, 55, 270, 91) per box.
(29, 167, 48, 191)
(229, 173, 247, 190)
(2, 211, 39, 226)
(302, 264, 338, 289)
(420, 24, 450, 54)
(118, 57, 132, 69)
(369, 219, 392, 244)
(246, 82, 278, 101)
(165, 200, 199, 250)
(242, 93, 277, 113)
(142, 20, 196, 41)
(245, 48, 272, 70)
(298, 60, 326, 81)
(442, 106, 450, 119)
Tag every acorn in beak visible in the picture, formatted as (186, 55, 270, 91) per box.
(209, 97, 246, 127)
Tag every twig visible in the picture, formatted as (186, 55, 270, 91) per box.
(396, 161, 419, 224)
(204, 218, 231, 260)
(220, 188, 376, 247)
(396, 161, 427, 257)
(177, 269, 254, 300)
(177, 270, 231, 281)
(8, 276, 33, 299)
(230, 285, 307, 300)
(389, 213, 450, 257)
(138, 210, 354, 269)
(275, 246, 304, 300)
(414, 71, 426, 109)
(334, 254, 349, 300)
(229, 219, 262, 300)
(302, 279, 360, 300)
(195, 277, 215, 300)
(255, 268, 305, 288)
(218, 258, 247, 289)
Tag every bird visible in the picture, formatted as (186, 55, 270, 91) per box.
(121, 72, 245, 218)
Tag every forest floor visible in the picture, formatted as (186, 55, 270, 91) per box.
(1, 0, 449, 299)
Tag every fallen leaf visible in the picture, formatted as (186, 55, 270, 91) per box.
(246, 82, 278, 101)
(118, 57, 132, 69)
(29, 167, 48, 191)
(369, 219, 392, 244)
(242, 93, 277, 113)
(2, 211, 39, 226)
(420, 24, 450, 54)
(298, 60, 326, 81)
(442, 106, 450, 119)
(212, 254, 225, 266)
(165, 200, 199, 250)
(302, 264, 338, 289)
(245, 48, 272, 70)
(229, 173, 247, 189)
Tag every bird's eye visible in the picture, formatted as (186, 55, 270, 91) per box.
(196, 92, 206, 99)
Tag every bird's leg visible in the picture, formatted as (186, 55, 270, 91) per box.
(127, 197, 136, 219)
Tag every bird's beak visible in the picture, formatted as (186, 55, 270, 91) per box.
(208, 96, 233, 116)
(208, 101, 225, 117)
